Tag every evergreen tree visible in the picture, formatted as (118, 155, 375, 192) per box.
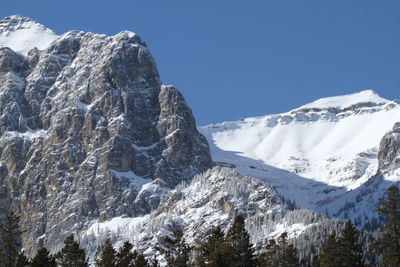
(258, 239, 279, 267)
(55, 234, 88, 267)
(311, 255, 321, 267)
(31, 248, 56, 267)
(199, 226, 228, 267)
(319, 232, 339, 267)
(134, 253, 148, 267)
(224, 215, 256, 267)
(0, 210, 23, 267)
(95, 238, 116, 267)
(277, 233, 299, 267)
(371, 185, 400, 266)
(115, 241, 136, 267)
(336, 220, 364, 266)
(15, 253, 30, 267)
(149, 257, 159, 267)
(157, 228, 191, 267)
(258, 232, 299, 267)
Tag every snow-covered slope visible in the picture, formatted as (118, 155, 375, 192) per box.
(199, 90, 400, 225)
(297, 90, 389, 110)
(80, 167, 342, 264)
(0, 15, 57, 55)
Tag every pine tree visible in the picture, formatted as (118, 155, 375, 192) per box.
(55, 234, 88, 267)
(0, 210, 23, 267)
(258, 239, 279, 267)
(31, 248, 56, 267)
(199, 226, 228, 267)
(115, 241, 136, 267)
(157, 228, 191, 267)
(319, 232, 339, 267)
(15, 253, 30, 267)
(277, 233, 299, 267)
(224, 215, 256, 267)
(149, 257, 159, 267)
(258, 232, 299, 267)
(371, 185, 400, 266)
(336, 220, 364, 266)
(134, 253, 148, 267)
(95, 238, 116, 267)
(311, 255, 321, 267)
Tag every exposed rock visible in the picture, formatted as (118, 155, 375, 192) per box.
(0, 16, 211, 255)
(378, 122, 400, 174)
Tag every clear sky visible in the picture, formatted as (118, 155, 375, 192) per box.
(1, 1, 399, 125)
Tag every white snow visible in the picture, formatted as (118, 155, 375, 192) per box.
(268, 222, 314, 239)
(110, 169, 152, 189)
(76, 100, 93, 112)
(199, 90, 400, 216)
(84, 216, 148, 238)
(21, 129, 48, 139)
(2, 129, 48, 140)
(132, 142, 159, 151)
(0, 15, 58, 56)
(297, 90, 389, 110)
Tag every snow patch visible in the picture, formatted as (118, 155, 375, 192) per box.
(0, 15, 58, 56)
(110, 169, 152, 189)
(269, 222, 315, 239)
(3, 129, 48, 140)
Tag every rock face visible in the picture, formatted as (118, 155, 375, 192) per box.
(80, 167, 343, 265)
(378, 122, 400, 174)
(0, 16, 212, 254)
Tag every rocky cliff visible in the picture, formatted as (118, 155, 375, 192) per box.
(378, 122, 400, 174)
(0, 15, 211, 255)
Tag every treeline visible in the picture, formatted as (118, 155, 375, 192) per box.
(1, 185, 400, 266)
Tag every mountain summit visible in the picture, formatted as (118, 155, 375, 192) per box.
(297, 89, 390, 110)
(200, 90, 400, 225)
(0, 15, 57, 55)
(0, 15, 211, 255)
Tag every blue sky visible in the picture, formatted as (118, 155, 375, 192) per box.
(2, 1, 399, 125)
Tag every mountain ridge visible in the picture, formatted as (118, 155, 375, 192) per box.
(199, 90, 400, 226)
(0, 15, 399, 265)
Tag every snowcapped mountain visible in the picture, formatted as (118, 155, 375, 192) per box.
(0, 15, 57, 56)
(0, 14, 398, 265)
(199, 90, 400, 226)
(0, 15, 211, 255)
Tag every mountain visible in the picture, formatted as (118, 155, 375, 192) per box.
(199, 90, 400, 226)
(0, 15, 399, 265)
(79, 167, 343, 264)
(0, 15, 211, 255)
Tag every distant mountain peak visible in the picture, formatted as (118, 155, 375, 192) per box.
(0, 15, 58, 56)
(297, 89, 390, 110)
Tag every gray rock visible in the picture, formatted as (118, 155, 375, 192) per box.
(0, 16, 212, 255)
(378, 122, 400, 174)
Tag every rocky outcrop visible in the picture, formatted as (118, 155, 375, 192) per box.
(378, 122, 400, 174)
(0, 16, 211, 254)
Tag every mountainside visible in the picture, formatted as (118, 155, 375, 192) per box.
(0, 15, 211, 255)
(0, 14, 399, 265)
(199, 90, 400, 226)
(79, 167, 344, 264)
